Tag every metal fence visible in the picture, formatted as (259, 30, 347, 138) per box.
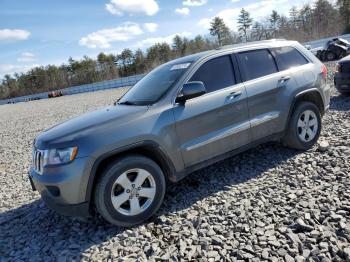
(0, 74, 145, 105)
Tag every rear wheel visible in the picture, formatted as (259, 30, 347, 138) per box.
(94, 155, 166, 227)
(283, 102, 322, 150)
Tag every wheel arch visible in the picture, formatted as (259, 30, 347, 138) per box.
(85, 141, 176, 204)
(285, 89, 325, 131)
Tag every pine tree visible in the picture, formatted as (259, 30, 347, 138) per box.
(269, 10, 280, 38)
(337, 0, 350, 26)
(237, 9, 253, 42)
(209, 17, 231, 46)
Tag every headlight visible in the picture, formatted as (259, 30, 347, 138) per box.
(43, 147, 78, 166)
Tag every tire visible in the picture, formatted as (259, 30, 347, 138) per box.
(326, 51, 335, 61)
(283, 101, 322, 150)
(94, 155, 166, 227)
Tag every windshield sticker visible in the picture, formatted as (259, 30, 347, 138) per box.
(170, 63, 191, 71)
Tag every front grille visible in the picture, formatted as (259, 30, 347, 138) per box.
(32, 149, 44, 174)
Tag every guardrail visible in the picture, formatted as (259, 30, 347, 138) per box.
(0, 73, 145, 105)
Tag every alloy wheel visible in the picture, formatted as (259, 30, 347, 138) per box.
(297, 110, 318, 143)
(110, 168, 156, 216)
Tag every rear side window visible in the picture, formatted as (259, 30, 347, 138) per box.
(189, 55, 235, 93)
(271, 46, 309, 71)
(237, 49, 278, 81)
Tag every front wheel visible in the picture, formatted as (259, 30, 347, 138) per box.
(94, 155, 166, 227)
(283, 102, 322, 150)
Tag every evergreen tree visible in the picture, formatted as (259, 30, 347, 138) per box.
(269, 10, 280, 37)
(337, 0, 350, 27)
(209, 17, 232, 46)
(237, 8, 253, 42)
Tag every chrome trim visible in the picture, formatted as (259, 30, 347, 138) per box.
(250, 111, 280, 128)
(185, 121, 251, 151)
(32, 148, 44, 174)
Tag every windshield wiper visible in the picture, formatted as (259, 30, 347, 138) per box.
(118, 100, 153, 106)
(118, 101, 137, 105)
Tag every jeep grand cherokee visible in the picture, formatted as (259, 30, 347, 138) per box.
(29, 40, 330, 226)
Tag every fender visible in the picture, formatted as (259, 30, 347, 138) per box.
(284, 88, 325, 132)
(84, 140, 177, 203)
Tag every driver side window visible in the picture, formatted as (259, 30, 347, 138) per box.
(189, 55, 236, 94)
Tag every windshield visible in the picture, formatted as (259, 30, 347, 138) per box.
(118, 61, 192, 105)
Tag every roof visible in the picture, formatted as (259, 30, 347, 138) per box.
(168, 39, 291, 64)
(167, 50, 214, 64)
(218, 39, 287, 50)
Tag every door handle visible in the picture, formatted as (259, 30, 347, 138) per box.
(227, 91, 242, 100)
(278, 76, 291, 87)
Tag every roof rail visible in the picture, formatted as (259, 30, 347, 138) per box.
(217, 39, 287, 50)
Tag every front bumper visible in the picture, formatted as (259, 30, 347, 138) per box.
(28, 156, 92, 217)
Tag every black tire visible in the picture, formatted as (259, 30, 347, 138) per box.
(283, 101, 322, 150)
(326, 51, 335, 61)
(94, 155, 166, 227)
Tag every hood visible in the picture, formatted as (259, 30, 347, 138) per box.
(35, 104, 148, 148)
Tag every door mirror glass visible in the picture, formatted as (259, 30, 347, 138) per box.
(176, 81, 206, 103)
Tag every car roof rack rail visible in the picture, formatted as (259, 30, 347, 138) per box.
(217, 39, 287, 50)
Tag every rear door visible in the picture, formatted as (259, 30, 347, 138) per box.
(173, 54, 251, 167)
(236, 48, 298, 141)
(270, 46, 313, 90)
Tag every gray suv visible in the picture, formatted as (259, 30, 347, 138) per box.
(29, 40, 330, 226)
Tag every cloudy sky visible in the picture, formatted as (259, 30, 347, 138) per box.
(0, 0, 315, 77)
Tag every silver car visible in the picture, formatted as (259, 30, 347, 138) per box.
(29, 40, 330, 226)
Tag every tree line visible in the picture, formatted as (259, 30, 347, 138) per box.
(1, 0, 349, 100)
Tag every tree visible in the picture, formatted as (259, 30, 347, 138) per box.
(237, 8, 253, 42)
(313, 0, 342, 38)
(289, 6, 299, 29)
(299, 4, 313, 39)
(116, 49, 134, 76)
(209, 17, 232, 46)
(133, 49, 146, 74)
(252, 22, 267, 40)
(172, 35, 184, 56)
(269, 10, 280, 37)
(337, 0, 350, 27)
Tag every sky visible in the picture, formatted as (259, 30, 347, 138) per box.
(0, 0, 316, 78)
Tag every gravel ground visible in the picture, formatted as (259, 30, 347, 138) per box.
(0, 63, 349, 261)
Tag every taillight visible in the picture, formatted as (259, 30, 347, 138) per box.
(321, 64, 327, 79)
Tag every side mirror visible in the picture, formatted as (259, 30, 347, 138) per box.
(176, 81, 206, 103)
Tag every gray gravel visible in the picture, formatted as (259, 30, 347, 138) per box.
(0, 64, 349, 261)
